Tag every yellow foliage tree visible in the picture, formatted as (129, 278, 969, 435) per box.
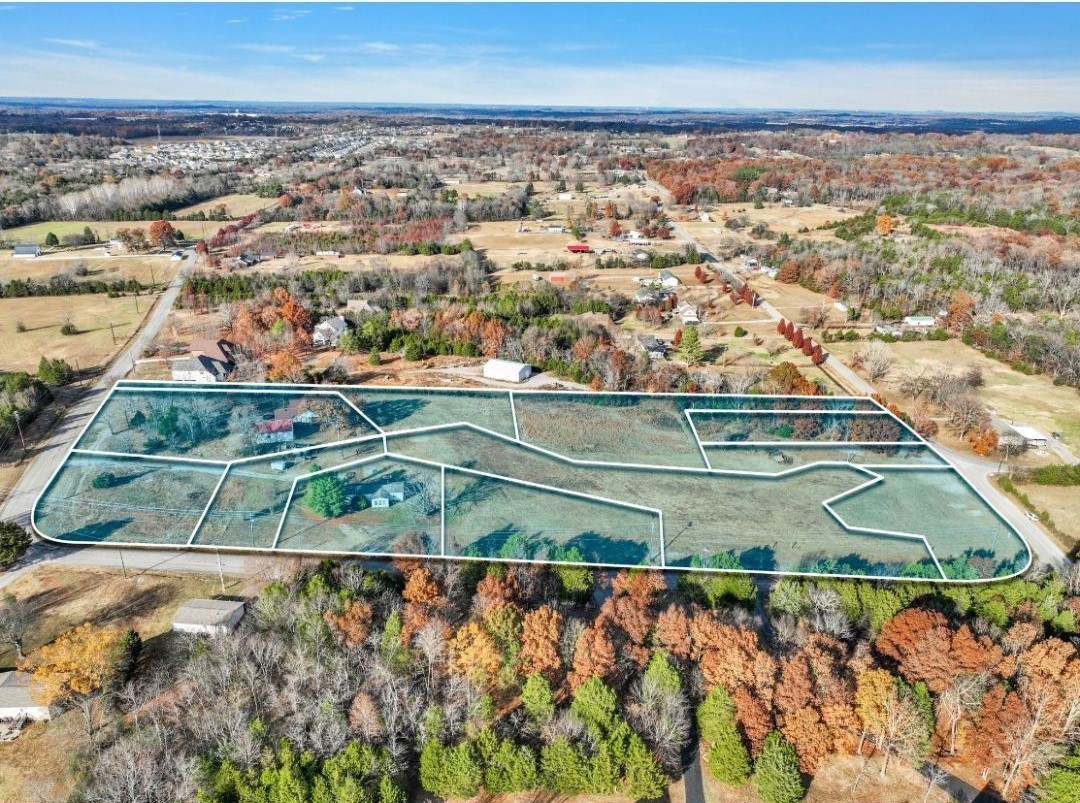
(20, 623, 124, 706)
(448, 622, 501, 688)
(875, 214, 894, 237)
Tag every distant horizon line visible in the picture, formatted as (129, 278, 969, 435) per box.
(0, 96, 1076, 118)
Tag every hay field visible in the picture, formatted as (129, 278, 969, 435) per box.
(0, 292, 150, 372)
(174, 193, 272, 218)
(0, 253, 176, 285)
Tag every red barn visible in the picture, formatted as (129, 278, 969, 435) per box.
(566, 243, 593, 254)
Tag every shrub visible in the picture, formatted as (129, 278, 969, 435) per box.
(734, 325, 747, 337)
(0, 521, 32, 569)
(91, 472, 117, 489)
(59, 321, 78, 336)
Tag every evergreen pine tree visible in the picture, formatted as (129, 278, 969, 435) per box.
(698, 686, 751, 785)
(678, 325, 704, 364)
(522, 673, 556, 722)
(754, 732, 805, 803)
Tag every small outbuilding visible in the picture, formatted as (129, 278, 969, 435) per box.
(483, 359, 532, 383)
(0, 671, 50, 724)
(11, 244, 40, 259)
(901, 315, 937, 329)
(1011, 425, 1048, 447)
(172, 599, 247, 636)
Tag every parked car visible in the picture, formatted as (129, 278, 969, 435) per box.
(1026, 512, 1039, 522)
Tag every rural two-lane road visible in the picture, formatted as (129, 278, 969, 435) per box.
(2, 252, 195, 528)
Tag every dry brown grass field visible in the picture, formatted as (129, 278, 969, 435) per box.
(3, 218, 222, 244)
(0, 253, 176, 285)
(174, 192, 272, 218)
(454, 220, 684, 268)
(680, 201, 865, 250)
(0, 292, 152, 372)
(827, 338, 1080, 448)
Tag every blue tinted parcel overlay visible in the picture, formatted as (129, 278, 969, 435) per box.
(32, 380, 1031, 582)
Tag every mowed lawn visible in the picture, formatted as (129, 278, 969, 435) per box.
(4, 218, 226, 245)
(0, 254, 176, 285)
(173, 193, 272, 218)
(0, 293, 151, 372)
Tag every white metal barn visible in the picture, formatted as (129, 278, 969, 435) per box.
(0, 672, 50, 723)
(172, 599, 247, 636)
(483, 359, 532, 383)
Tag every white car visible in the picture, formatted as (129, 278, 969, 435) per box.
(1026, 512, 1039, 522)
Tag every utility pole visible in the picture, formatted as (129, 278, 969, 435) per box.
(13, 411, 26, 459)
(119, 550, 128, 579)
(109, 322, 117, 346)
(216, 550, 226, 593)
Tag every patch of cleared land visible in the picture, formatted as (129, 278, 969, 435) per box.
(1012, 482, 1080, 550)
(0, 565, 248, 803)
(3, 219, 220, 244)
(827, 338, 1080, 450)
(680, 201, 867, 250)
(0, 253, 176, 285)
(0, 292, 152, 372)
(174, 193, 272, 218)
(453, 220, 684, 269)
(234, 251, 448, 274)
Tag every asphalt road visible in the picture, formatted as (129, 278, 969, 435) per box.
(0, 250, 194, 530)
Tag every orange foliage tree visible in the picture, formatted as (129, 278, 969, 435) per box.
(518, 605, 563, 680)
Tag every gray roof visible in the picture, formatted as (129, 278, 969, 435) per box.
(170, 354, 229, 378)
(13, 243, 38, 254)
(0, 672, 37, 709)
(315, 316, 348, 334)
(172, 599, 246, 627)
(373, 482, 405, 499)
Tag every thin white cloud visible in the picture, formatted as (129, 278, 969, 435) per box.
(360, 41, 400, 55)
(272, 10, 310, 22)
(234, 43, 296, 54)
(298, 54, 325, 63)
(46, 38, 101, 50)
(4, 49, 1079, 113)
(227, 18, 247, 25)
(335, 6, 354, 11)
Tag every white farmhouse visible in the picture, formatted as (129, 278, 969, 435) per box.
(369, 482, 406, 508)
(676, 301, 701, 326)
(169, 355, 229, 383)
(483, 359, 532, 383)
(313, 316, 348, 347)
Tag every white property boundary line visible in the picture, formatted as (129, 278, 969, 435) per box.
(268, 450, 663, 563)
(30, 380, 1034, 584)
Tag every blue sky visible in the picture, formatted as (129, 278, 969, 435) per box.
(2, 3, 1079, 112)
